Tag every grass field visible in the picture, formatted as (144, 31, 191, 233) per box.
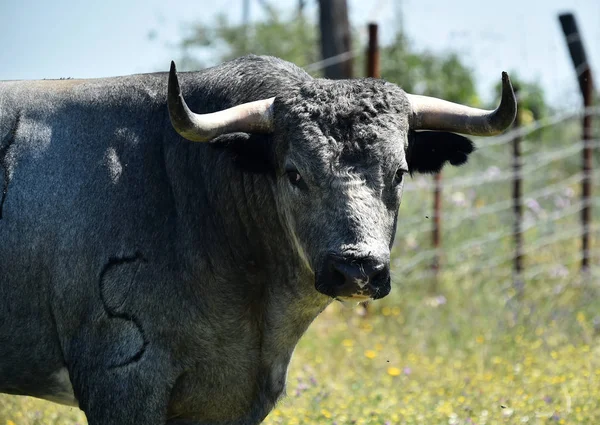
(1, 117, 599, 424)
(2, 275, 600, 425)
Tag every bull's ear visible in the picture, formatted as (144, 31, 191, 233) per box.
(407, 131, 475, 175)
(210, 132, 276, 175)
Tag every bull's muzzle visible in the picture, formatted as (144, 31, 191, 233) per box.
(317, 254, 391, 300)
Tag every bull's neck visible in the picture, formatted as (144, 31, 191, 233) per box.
(166, 142, 325, 309)
(166, 143, 331, 423)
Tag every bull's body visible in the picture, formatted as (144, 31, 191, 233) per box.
(1, 57, 328, 424)
(0, 55, 515, 425)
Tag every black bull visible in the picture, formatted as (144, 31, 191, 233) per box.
(0, 55, 515, 425)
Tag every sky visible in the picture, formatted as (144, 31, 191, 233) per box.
(1, 0, 598, 108)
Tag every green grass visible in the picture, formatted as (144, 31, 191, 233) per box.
(2, 119, 599, 424)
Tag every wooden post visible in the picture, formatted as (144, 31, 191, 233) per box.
(366, 23, 380, 79)
(432, 172, 442, 279)
(559, 13, 595, 273)
(318, 0, 353, 79)
(512, 86, 524, 295)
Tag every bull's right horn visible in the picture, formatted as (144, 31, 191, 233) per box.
(167, 61, 275, 142)
(406, 72, 517, 136)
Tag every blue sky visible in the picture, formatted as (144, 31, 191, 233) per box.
(1, 0, 598, 107)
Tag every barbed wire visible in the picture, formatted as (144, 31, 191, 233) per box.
(474, 106, 600, 149)
(395, 168, 597, 235)
(404, 144, 600, 193)
(399, 173, 595, 238)
(303, 49, 364, 73)
(395, 198, 600, 275)
(504, 248, 600, 284)
(400, 223, 599, 284)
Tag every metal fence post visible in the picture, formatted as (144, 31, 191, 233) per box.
(559, 13, 595, 273)
(512, 87, 524, 295)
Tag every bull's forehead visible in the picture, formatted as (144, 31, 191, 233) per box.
(278, 79, 410, 176)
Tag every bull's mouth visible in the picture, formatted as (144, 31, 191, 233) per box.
(336, 294, 371, 303)
(315, 276, 391, 301)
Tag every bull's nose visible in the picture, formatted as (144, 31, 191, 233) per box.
(319, 255, 391, 299)
(331, 258, 386, 287)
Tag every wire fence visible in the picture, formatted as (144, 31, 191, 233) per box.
(393, 107, 599, 288)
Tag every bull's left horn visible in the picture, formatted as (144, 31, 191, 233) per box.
(406, 72, 517, 136)
(167, 61, 275, 142)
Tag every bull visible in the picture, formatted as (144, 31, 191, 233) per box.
(0, 55, 516, 425)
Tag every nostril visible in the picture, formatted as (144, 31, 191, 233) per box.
(330, 266, 347, 287)
(370, 264, 390, 285)
(331, 258, 388, 285)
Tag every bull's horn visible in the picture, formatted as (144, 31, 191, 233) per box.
(406, 72, 517, 136)
(167, 61, 275, 142)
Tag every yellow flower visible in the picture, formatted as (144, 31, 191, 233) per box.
(361, 322, 373, 333)
(476, 335, 485, 344)
(342, 339, 354, 347)
(7, 421, 16, 425)
(364, 350, 377, 359)
(321, 409, 332, 419)
(387, 366, 401, 376)
(577, 311, 586, 324)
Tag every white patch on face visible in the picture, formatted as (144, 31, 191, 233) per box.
(104, 147, 123, 184)
(353, 276, 369, 289)
(44, 368, 78, 407)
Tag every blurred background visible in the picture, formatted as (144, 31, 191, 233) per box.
(1, 0, 599, 424)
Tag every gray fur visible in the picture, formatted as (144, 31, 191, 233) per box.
(0, 55, 474, 425)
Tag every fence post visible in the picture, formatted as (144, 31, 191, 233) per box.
(512, 87, 524, 296)
(581, 71, 594, 273)
(559, 13, 595, 273)
(366, 23, 380, 79)
(432, 172, 442, 280)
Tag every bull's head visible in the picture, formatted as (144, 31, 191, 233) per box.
(167, 61, 516, 302)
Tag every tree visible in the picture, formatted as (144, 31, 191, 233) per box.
(169, 6, 478, 108)
(176, 8, 320, 72)
(379, 32, 478, 105)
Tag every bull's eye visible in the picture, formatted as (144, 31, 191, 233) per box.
(393, 168, 407, 187)
(286, 168, 307, 190)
